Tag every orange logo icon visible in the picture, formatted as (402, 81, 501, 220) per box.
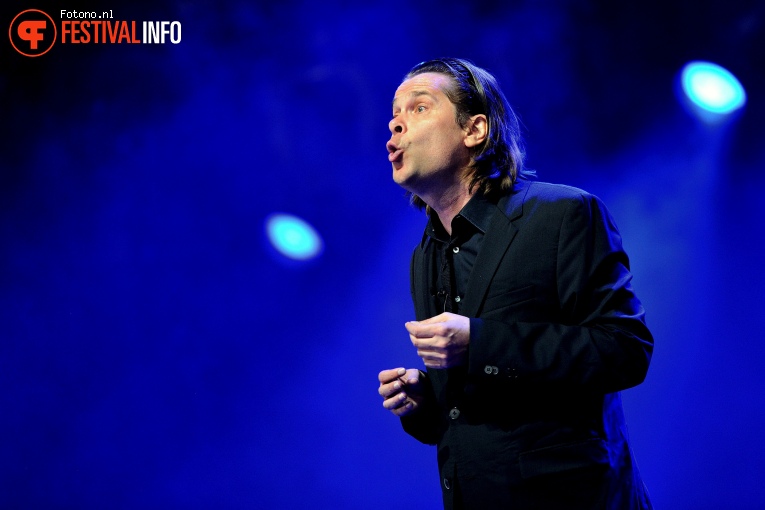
(9, 9, 57, 57)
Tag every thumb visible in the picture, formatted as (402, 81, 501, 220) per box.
(418, 313, 449, 325)
(403, 368, 421, 386)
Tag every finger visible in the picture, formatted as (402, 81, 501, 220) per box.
(405, 321, 441, 338)
(419, 353, 447, 369)
(414, 346, 443, 361)
(410, 333, 427, 347)
(417, 350, 445, 365)
(411, 334, 447, 350)
(378, 379, 404, 399)
(409, 330, 442, 348)
(391, 401, 416, 417)
(378, 368, 406, 384)
(384, 392, 418, 416)
(408, 322, 449, 340)
(404, 321, 422, 336)
(382, 391, 408, 411)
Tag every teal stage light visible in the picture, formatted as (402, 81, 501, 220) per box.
(681, 61, 746, 116)
(265, 213, 323, 261)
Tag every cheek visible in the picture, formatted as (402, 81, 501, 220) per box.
(421, 123, 456, 145)
(410, 120, 466, 161)
(433, 129, 467, 159)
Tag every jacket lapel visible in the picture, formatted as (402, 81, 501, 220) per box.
(459, 181, 530, 318)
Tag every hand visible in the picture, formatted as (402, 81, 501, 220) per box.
(378, 368, 424, 417)
(406, 312, 470, 369)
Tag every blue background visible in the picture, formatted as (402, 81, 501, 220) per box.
(2, 1, 764, 508)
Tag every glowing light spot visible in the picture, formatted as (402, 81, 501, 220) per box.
(265, 213, 323, 261)
(681, 61, 746, 115)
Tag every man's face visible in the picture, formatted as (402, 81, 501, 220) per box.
(387, 73, 471, 196)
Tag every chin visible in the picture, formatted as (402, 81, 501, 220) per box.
(392, 166, 409, 185)
(393, 167, 425, 193)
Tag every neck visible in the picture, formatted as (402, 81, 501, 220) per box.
(423, 181, 472, 236)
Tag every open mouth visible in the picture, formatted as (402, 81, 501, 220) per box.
(388, 148, 403, 162)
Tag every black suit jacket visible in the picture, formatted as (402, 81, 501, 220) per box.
(401, 180, 653, 509)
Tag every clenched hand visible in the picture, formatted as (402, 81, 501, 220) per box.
(405, 312, 470, 369)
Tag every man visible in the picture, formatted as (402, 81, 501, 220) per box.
(378, 58, 653, 509)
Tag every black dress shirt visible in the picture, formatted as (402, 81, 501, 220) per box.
(423, 192, 500, 426)
(425, 192, 498, 316)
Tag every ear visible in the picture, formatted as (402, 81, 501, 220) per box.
(463, 114, 488, 148)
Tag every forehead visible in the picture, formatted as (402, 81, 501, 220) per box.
(393, 72, 454, 105)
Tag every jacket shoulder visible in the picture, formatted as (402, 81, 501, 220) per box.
(522, 180, 594, 203)
(503, 180, 597, 219)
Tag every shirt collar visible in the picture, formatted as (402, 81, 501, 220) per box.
(425, 191, 497, 242)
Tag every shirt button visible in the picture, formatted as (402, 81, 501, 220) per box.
(443, 478, 451, 490)
(484, 365, 493, 374)
(506, 367, 519, 380)
(454, 296, 461, 303)
(449, 408, 460, 420)
(452, 246, 460, 253)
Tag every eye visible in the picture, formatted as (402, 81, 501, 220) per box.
(416, 105, 427, 113)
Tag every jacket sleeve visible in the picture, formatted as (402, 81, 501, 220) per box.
(399, 370, 441, 445)
(467, 192, 653, 394)
(398, 248, 441, 445)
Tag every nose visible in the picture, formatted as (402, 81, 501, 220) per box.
(388, 116, 404, 134)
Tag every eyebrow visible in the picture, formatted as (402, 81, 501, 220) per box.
(392, 90, 437, 109)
